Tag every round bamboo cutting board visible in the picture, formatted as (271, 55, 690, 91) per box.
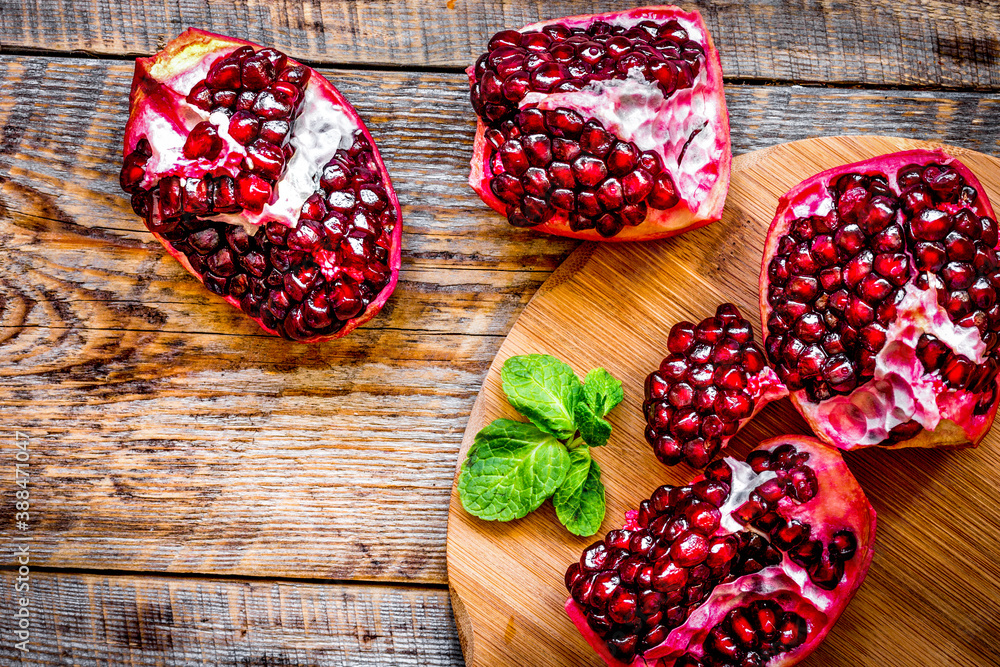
(446, 136, 1000, 667)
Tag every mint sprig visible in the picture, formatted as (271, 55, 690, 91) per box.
(459, 354, 623, 536)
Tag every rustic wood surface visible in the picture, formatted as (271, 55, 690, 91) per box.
(0, 1, 998, 665)
(3, 1, 999, 89)
(446, 136, 1000, 667)
(0, 571, 463, 666)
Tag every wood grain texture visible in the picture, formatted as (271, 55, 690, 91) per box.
(447, 137, 1000, 667)
(2, 56, 1000, 584)
(2, 1, 1000, 89)
(0, 571, 463, 666)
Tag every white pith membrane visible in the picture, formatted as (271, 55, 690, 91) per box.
(778, 174, 992, 448)
(708, 458, 826, 606)
(256, 87, 353, 224)
(138, 49, 355, 236)
(514, 13, 722, 218)
(802, 276, 987, 446)
(717, 458, 776, 533)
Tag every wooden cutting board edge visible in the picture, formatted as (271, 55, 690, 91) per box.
(445, 135, 1000, 667)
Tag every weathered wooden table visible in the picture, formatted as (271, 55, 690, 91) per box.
(0, 2, 997, 665)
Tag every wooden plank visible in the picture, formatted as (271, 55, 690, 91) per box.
(447, 137, 1000, 667)
(2, 57, 1000, 584)
(1, 1, 999, 89)
(0, 571, 463, 666)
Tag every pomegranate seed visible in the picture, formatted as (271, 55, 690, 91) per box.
(648, 173, 679, 209)
(182, 121, 222, 160)
(828, 530, 858, 562)
(579, 121, 614, 157)
(246, 139, 286, 180)
(910, 208, 952, 240)
(159, 176, 184, 218)
(572, 155, 608, 187)
(236, 174, 272, 211)
(651, 560, 688, 592)
(597, 178, 625, 210)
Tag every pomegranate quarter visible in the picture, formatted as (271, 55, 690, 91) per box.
(564, 436, 875, 667)
(761, 149, 1000, 449)
(468, 6, 731, 240)
(119, 29, 402, 341)
(644, 304, 788, 468)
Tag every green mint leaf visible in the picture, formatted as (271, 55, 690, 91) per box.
(573, 399, 612, 447)
(553, 445, 591, 510)
(501, 354, 582, 440)
(582, 368, 624, 417)
(553, 449, 605, 536)
(458, 418, 570, 522)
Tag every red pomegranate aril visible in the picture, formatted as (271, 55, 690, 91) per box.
(183, 121, 223, 160)
(942, 261, 976, 290)
(183, 178, 211, 214)
(571, 155, 607, 188)
(500, 140, 530, 176)
(523, 133, 553, 166)
(910, 207, 951, 241)
(648, 174, 680, 209)
(579, 122, 614, 157)
(597, 178, 625, 210)
(236, 174, 272, 211)
(651, 560, 688, 593)
(251, 90, 293, 119)
(607, 142, 639, 176)
(945, 231, 976, 261)
(246, 139, 286, 180)
(670, 531, 709, 566)
(687, 503, 721, 535)
(668, 324, 696, 353)
(871, 251, 907, 283)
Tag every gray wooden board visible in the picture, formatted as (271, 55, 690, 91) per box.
(0, 1, 997, 88)
(0, 571, 464, 666)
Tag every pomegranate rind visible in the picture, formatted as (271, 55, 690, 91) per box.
(123, 28, 403, 341)
(565, 436, 875, 667)
(759, 148, 999, 449)
(468, 6, 731, 242)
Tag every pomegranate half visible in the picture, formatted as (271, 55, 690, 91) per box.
(468, 6, 731, 241)
(119, 29, 402, 341)
(760, 149, 1000, 449)
(565, 436, 875, 667)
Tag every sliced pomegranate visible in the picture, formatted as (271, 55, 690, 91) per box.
(565, 436, 875, 667)
(119, 29, 402, 341)
(760, 149, 1000, 448)
(468, 6, 731, 241)
(644, 304, 787, 467)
